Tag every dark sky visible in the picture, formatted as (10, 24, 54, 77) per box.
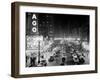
(26, 12, 89, 40)
(52, 14, 89, 38)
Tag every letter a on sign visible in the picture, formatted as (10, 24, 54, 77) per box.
(32, 14, 37, 19)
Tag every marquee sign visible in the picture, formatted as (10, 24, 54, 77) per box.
(32, 14, 38, 33)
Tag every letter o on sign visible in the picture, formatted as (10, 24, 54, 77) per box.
(32, 21, 37, 26)
(32, 27, 37, 32)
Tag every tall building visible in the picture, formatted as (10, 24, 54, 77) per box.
(38, 14, 54, 40)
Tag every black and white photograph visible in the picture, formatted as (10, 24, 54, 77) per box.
(11, 2, 97, 77)
(25, 12, 90, 67)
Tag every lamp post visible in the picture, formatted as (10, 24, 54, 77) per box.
(36, 36, 43, 65)
(38, 40, 40, 64)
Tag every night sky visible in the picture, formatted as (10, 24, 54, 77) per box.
(52, 14, 89, 39)
(26, 12, 90, 41)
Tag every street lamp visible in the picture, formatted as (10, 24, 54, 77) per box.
(34, 36, 43, 64)
(38, 40, 40, 64)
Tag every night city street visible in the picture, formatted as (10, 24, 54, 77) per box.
(25, 12, 90, 67)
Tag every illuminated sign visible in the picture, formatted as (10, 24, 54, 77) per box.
(26, 36, 43, 50)
(32, 14, 38, 33)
